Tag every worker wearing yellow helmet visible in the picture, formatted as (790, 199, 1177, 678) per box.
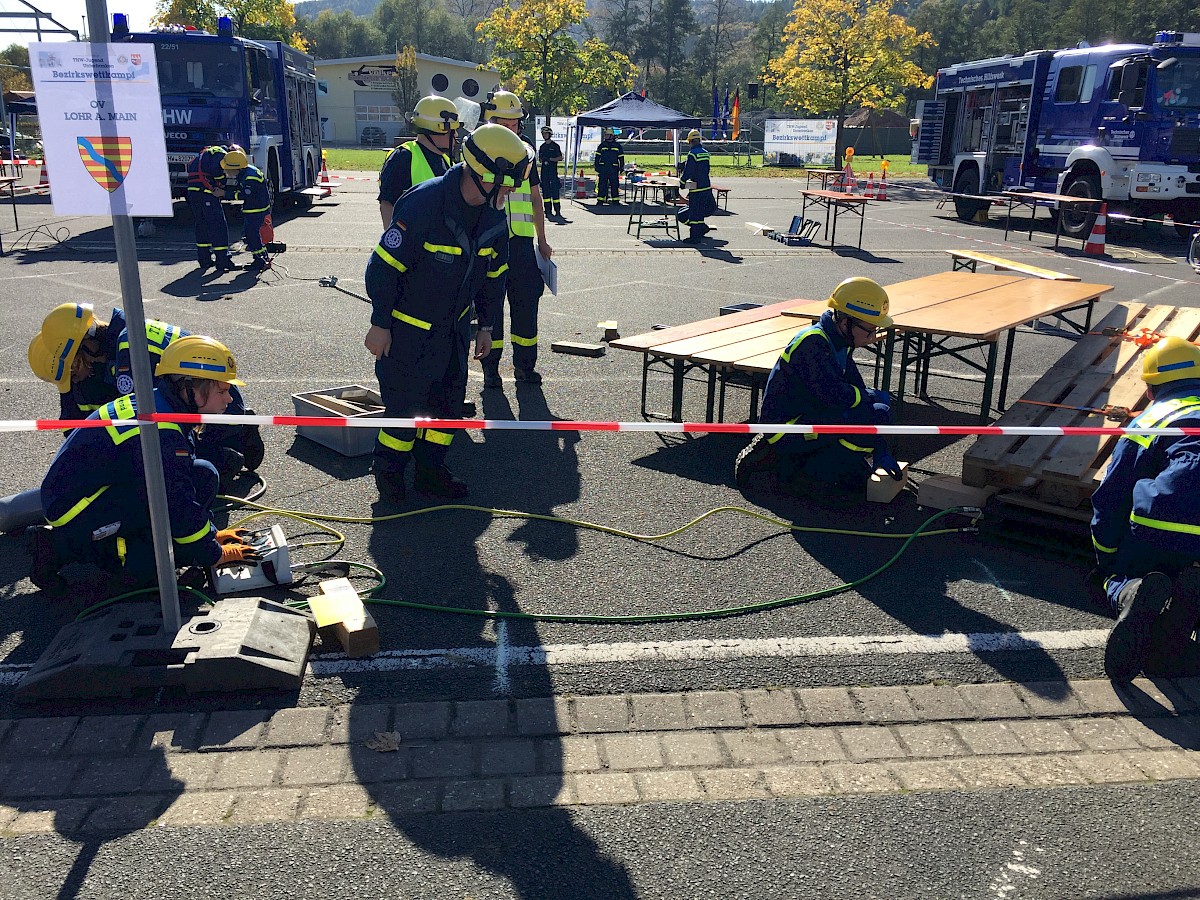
(364, 122, 529, 502)
(28, 301, 265, 486)
(185, 144, 243, 273)
(677, 128, 716, 243)
(1090, 335, 1200, 679)
(735, 277, 901, 504)
(378, 95, 461, 226)
(30, 336, 261, 596)
(478, 90, 554, 388)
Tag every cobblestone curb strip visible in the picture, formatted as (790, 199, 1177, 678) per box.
(0, 678, 1198, 834)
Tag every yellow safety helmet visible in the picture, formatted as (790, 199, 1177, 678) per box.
(220, 148, 249, 172)
(687, 129, 702, 143)
(827, 277, 892, 329)
(1142, 336, 1200, 385)
(29, 302, 97, 392)
(462, 123, 531, 186)
(156, 335, 245, 386)
(481, 89, 525, 122)
(411, 95, 460, 133)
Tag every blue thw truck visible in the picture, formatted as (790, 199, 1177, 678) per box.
(913, 31, 1200, 237)
(111, 12, 324, 207)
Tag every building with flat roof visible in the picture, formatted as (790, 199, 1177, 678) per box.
(314, 54, 500, 146)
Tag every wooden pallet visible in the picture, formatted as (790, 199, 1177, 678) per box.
(962, 302, 1200, 510)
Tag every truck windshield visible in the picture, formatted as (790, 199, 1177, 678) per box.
(1157, 58, 1200, 109)
(154, 41, 244, 99)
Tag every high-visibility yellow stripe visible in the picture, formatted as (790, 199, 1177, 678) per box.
(490, 337, 506, 348)
(373, 245, 408, 272)
(391, 309, 432, 330)
(377, 431, 414, 452)
(116, 536, 127, 565)
(478, 247, 497, 257)
(174, 522, 211, 545)
(850, 385, 861, 408)
(510, 333, 538, 347)
(488, 263, 509, 279)
(423, 242, 462, 255)
(421, 428, 454, 446)
(780, 325, 828, 364)
(767, 416, 800, 444)
(243, 205, 270, 214)
(1130, 512, 1200, 538)
(46, 485, 109, 527)
(1092, 535, 1118, 553)
(839, 438, 874, 454)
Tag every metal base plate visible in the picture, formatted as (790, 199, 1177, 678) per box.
(15, 596, 315, 702)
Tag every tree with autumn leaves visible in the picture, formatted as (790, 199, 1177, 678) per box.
(765, 0, 933, 165)
(476, 0, 636, 121)
(153, 0, 305, 49)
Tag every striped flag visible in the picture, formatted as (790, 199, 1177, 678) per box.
(731, 88, 741, 141)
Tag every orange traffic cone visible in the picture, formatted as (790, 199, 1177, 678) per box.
(864, 173, 877, 200)
(877, 173, 889, 201)
(1084, 202, 1108, 255)
(36, 159, 49, 190)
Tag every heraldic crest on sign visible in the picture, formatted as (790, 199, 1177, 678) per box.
(77, 136, 133, 192)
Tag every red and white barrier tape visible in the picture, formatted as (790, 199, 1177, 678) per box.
(2, 413, 1198, 438)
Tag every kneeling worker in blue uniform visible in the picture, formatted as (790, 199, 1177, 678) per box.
(1091, 336, 1200, 679)
(735, 277, 902, 504)
(364, 123, 528, 503)
(29, 336, 261, 595)
(222, 148, 274, 273)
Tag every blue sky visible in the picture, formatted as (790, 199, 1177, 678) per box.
(1, 0, 160, 43)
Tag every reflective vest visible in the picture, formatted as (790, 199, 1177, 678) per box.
(507, 147, 536, 239)
(45, 395, 183, 528)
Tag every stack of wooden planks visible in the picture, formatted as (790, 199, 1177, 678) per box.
(963, 302, 1200, 511)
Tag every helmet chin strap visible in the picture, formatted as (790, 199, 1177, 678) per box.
(468, 165, 504, 209)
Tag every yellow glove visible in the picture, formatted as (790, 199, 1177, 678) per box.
(218, 542, 261, 566)
(216, 527, 251, 544)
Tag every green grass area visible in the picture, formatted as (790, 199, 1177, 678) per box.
(323, 147, 930, 179)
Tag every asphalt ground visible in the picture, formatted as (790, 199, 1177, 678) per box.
(0, 175, 1198, 714)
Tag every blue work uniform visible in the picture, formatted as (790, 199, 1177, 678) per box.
(58, 307, 254, 469)
(759, 310, 891, 492)
(678, 142, 717, 240)
(233, 163, 272, 263)
(40, 381, 222, 587)
(538, 139, 563, 214)
(1091, 382, 1200, 613)
(486, 139, 544, 376)
(186, 146, 232, 268)
(378, 140, 450, 209)
(593, 137, 624, 203)
(364, 164, 509, 476)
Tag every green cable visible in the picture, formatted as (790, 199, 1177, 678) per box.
(212, 496, 976, 625)
(75, 584, 215, 622)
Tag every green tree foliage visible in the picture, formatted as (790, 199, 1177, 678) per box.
(477, 0, 637, 118)
(154, 0, 306, 47)
(391, 45, 419, 115)
(299, 9, 384, 58)
(373, 0, 476, 58)
(0, 44, 32, 92)
(766, 0, 933, 162)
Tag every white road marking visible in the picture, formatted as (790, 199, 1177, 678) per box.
(0, 271, 80, 281)
(493, 619, 511, 696)
(989, 839, 1045, 898)
(0, 629, 1109, 685)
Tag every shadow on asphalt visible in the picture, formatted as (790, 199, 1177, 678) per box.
(354, 374, 636, 897)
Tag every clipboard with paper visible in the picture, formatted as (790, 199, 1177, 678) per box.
(536, 247, 558, 295)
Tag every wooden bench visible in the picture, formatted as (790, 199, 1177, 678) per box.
(962, 302, 1200, 510)
(947, 250, 1079, 281)
(714, 186, 730, 210)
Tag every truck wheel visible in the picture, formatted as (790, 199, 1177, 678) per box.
(1175, 221, 1196, 241)
(1060, 172, 1100, 238)
(268, 155, 282, 211)
(952, 168, 985, 222)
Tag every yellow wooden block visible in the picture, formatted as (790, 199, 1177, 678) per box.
(309, 578, 379, 657)
(867, 461, 909, 504)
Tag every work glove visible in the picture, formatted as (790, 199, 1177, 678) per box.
(216, 527, 252, 544)
(218, 542, 261, 566)
(873, 446, 903, 480)
(865, 387, 892, 410)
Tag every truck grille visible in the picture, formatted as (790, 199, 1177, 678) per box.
(1169, 128, 1200, 158)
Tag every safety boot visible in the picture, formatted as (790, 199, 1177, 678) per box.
(481, 358, 503, 390)
(197, 252, 214, 271)
(1104, 572, 1173, 680)
(373, 457, 408, 505)
(514, 367, 542, 385)
(414, 464, 468, 499)
(27, 525, 68, 595)
(734, 434, 776, 488)
(1144, 572, 1200, 677)
(240, 413, 265, 471)
(214, 254, 237, 274)
(249, 255, 270, 273)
